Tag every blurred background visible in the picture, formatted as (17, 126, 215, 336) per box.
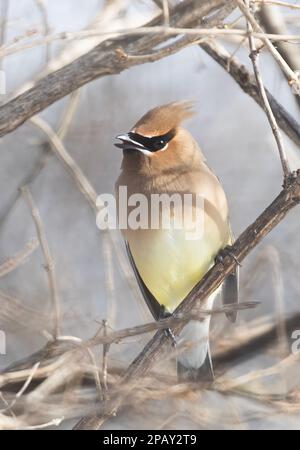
(0, 0, 300, 430)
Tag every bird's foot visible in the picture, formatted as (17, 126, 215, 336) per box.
(164, 327, 177, 348)
(215, 245, 242, 267)
(159, 307, 177, 348)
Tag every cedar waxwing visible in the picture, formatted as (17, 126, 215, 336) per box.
(115, 102, 238, 382)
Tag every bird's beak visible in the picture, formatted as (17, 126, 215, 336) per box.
(114, 133, 147, 151)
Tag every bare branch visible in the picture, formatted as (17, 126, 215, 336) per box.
(0, 238, 39, 278)
(199, 40, 300, 148)
(0, 0, 235, 137)
(236, 0, 300, 95)
(254, 0, 300, 11)
(258, 2, 300, 108)
(245, 0, 291, 181)
(2, 20, 300, 61)
(29, 116, 98, 212)
(21, 186, 61, 338)
(0, 0, 9, 71)
(34, 0, 51, 63)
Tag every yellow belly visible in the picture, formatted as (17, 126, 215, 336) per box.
(126, 212, 230, 312)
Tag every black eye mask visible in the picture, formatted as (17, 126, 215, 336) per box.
(128, 129, 176, 152)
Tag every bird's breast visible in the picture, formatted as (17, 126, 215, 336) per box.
(116, 164, 230, 311)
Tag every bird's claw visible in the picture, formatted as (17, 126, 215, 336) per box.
(164, 327, 177, 348)
(215, 245, 242, 267)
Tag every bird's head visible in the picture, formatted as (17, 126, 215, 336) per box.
(115, 102, 195, 157)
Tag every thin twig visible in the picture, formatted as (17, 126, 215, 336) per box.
(20, 186, 61, 338)
(199, 40, 300, 148)
(29, 116, 98, 212)
(236, 0, 300, 95)
(0, 1, 250, 137)
(4, 362, 41, 412)
(0, 238, 39, 278)
(1, 23, 300, 61)
(162, 0, 170, 27)
(244, 0, 291, 182)
(0, 0, 9, 71)
(254, 0, 300, 11)
(101, 320, 109, 401)
(258, 2, 300, 108)
(34, 0, 51, 63)
(0, 90, 81, 227)
(21, 417, 64, 430)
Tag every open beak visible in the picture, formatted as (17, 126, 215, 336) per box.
(114, 133, 147, 151)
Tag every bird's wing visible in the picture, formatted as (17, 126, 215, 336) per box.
(221, 227, 239, 322)
(125, 241, 162, 320)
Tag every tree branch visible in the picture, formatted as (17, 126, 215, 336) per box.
(199, 41, 300, 149)
(0, 0, 230, 137)
(236, 0, 300, 95)
(245, 0, 291, 181)
(257, 2, 300, 108)
(21, 186, 61, 338)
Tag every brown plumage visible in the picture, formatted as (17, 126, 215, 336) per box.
(133, 101, 195, 136)
(115, 102, 239, 382)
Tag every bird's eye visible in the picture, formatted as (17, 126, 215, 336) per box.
(128, 129, 176, 153)
(150, 139, 166, 151)
(148, 130, 176, 152)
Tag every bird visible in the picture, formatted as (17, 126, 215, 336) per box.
(115, 102, 238, 382)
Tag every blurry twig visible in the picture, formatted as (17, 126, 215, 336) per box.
(258, 3, 300, 107)
(199, 40, 300, 148)
(162, 0, 170, 27)
(0, 0, 9, 71)
(9, 0, 128, 99)
(244, 0, 291, 182)
(0, 0, 237, 137)
(101, 320, 109, 400)
(0, 90, 81, 227)
(1, 21, 300, 60)
(254, 0, 300, 11)
(0, 290, 49, 332)
(29, 115, 98, 211)
(236, 0, 300, 96)
(214, 312, 300, 366)
(34, 0, 51, 63)
(2, 310, 300, 394)
(265, 246, 289, 356)
(0, 302, 259, 382)
(0, 238, 39, 278)
(21, 186, 61, 338)
(0, 0, 299, 153)
(2, 362, 41, 413)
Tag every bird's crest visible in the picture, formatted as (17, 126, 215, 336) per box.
(133, 102, 195, 137)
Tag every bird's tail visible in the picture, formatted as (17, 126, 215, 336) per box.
(176, 318, 214, 383)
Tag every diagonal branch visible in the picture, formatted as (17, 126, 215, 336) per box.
(236, 0, 300, 96)
(257, 2, 300, 109)
(21, 186, 61, 338)
(199, 40, 300, 149)
(0, 0, 230, 137)
(244, 0, 291, 181)
(74, 170, 300, 429)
